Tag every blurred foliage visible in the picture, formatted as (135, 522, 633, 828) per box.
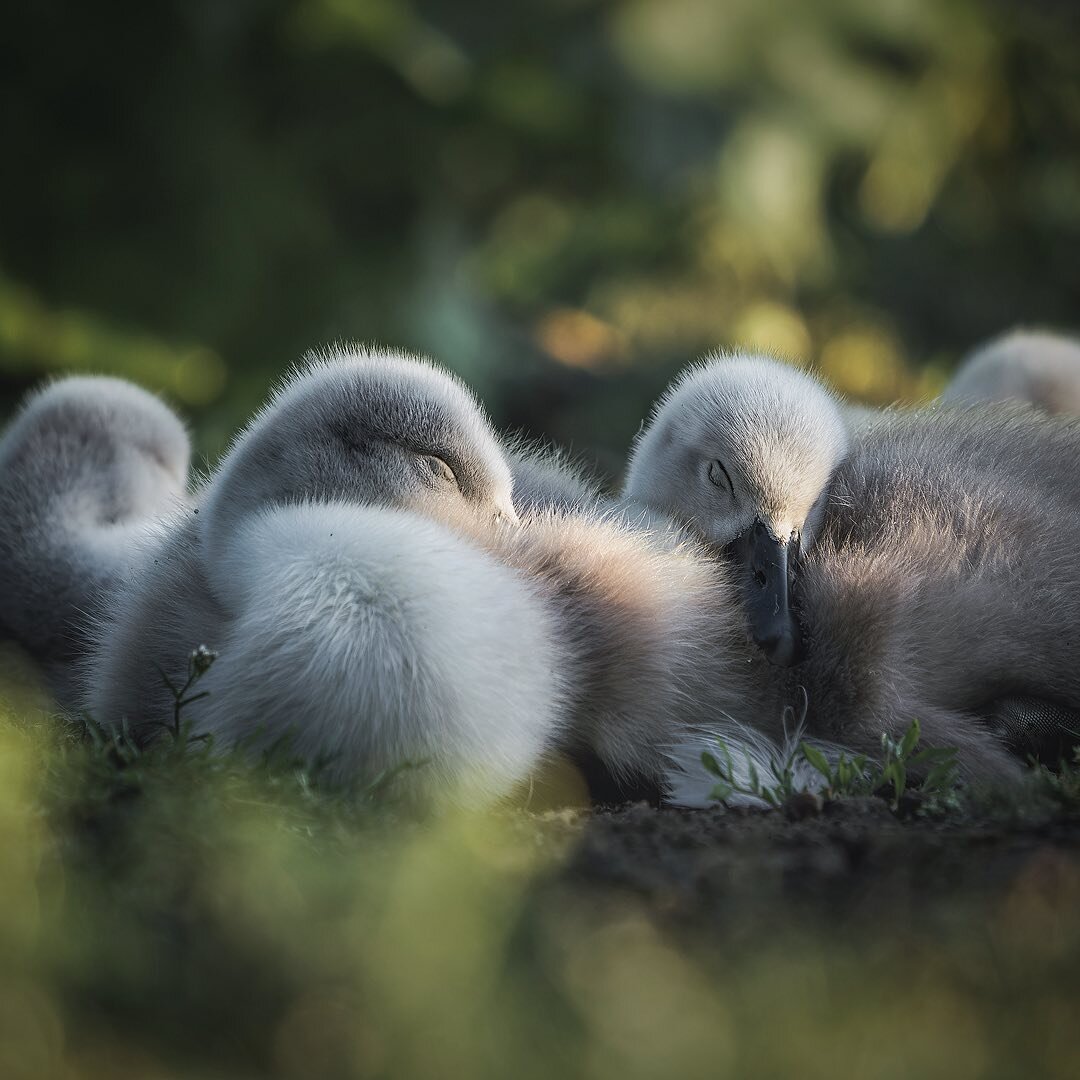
(5, 10, 1080, 1070)
(2, 0, 1079, 469)
(0, 692, 1079, 1078)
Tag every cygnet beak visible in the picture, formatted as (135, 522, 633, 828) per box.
(730, 519, 804, 667)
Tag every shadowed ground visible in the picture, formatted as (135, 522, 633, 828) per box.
(3, 670, 1078, 1080)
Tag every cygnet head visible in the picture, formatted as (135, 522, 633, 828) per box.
(623, 351, 849, 666)
(0, 375, 191, 502)
(202, 345, 517, 557)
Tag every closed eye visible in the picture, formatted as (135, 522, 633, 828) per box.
(707, 459, 734, 496)
(424, 454, 459, 488)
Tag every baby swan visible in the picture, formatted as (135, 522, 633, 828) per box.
(623, 352, 849, 665)
(0, 376, 189, 698)
(85, 346, 558, 807)
(943, 328, 1080, 415)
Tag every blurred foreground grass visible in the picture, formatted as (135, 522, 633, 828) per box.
(3, 647, 1080, 1079)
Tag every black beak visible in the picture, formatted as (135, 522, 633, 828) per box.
(731, 519, 803, 666)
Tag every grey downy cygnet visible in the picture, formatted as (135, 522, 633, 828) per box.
(622, 351, 1080, 776)
(460, 475, 1065, 804)
(0, 376, 190, 701)
(943, 329, 1080, 415)
(460, 397, 1080, 798)
(624, 349, 1080, 664)
(81, 346, 583, 806)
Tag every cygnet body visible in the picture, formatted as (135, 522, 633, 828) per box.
(624, 353, 1080, 781)
(789, 404, 1080, 770)
(83, 346, 569, 805)
(0, 376, 190, 700)
(625, 349, 1080, 664)
(944, 329, 1080, 415)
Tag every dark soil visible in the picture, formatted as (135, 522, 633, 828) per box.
(532, 798, 1080, 934)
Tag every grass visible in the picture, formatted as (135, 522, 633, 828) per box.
(2, 645, 1080, 1078)
(702, 718, 963, 814)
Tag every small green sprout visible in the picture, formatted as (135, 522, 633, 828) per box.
(1030, 744, 1080, 809)
(704, 719, 960, 813)
(700, 737, 800, 809)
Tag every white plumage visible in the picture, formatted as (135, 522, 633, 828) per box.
(90, 501, 570, 805)
(76, 345, 574, 805)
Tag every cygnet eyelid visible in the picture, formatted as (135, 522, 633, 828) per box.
(399, 438, 475, 493)
(709, 459, 735, 496)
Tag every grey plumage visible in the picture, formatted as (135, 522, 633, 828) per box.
(626, 357, 1080, 786)
(200, 344, 518, 571)
(625, 344, 1080, 551)
(502, 435, 609, 515)
(470, 390, 1080, 791)
(11, 345, 1080, 807)
(463, 456, 1073, 797)
(623, 351, 850, 553)
(0, 376, 190, 700)
(625, 350, 1080, 664)
(781, 405, 1080, 776)
(944, 329, 1080, 415)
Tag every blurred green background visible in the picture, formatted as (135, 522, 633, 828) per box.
(2, 0, 1078, 471)
(4, 8, 1080, 1072)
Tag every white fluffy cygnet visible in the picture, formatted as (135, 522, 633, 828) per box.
(81, 345, 572, 806)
